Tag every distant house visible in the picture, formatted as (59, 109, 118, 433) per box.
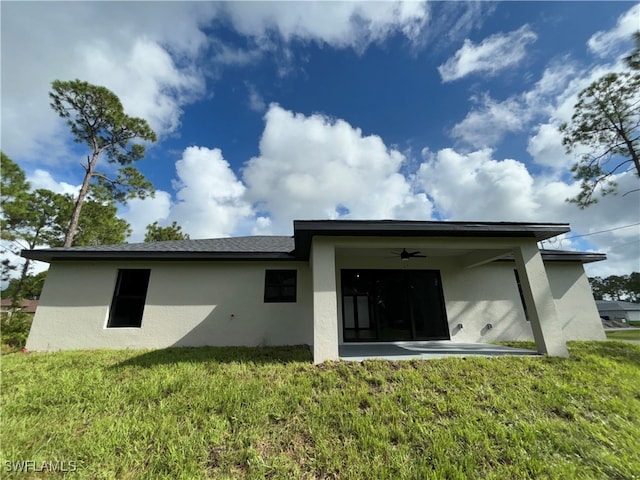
(22, 220, 607, 363)
(596, 300, 640, 323)
(0, 298, 38, 316)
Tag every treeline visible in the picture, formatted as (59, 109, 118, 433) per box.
(589, 272, 640, 303)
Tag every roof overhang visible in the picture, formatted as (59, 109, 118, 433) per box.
(20, 250, 296, 263)
(21, 220, 600, 264)
(293, 220, 571, 260)
(499, 250, 607, 264)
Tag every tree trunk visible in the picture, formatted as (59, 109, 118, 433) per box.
(620, 131, 640, 177)
(63, 153, 99, 247)
(10, 258, 31, 311)
(629, 143, 640, 177)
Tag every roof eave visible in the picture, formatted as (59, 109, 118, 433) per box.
(498, 251, 607, 264)
(21, 250, 297, 263)
(293, 220, 571, 259)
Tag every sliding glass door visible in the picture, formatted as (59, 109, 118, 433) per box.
(342, 269, 449, 342)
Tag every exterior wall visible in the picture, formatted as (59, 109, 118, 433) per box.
(440, 262, 533, 343)
(334, 253, 605, 343)
(26, 260, 313, 351)
(597, 302, 640, 322)
(444, 261, 604, 342)
(335, 254, 534, 343)
(311, 238, 339, 363)
(26, 245, 604, 353)
(546, 262, 606, 340)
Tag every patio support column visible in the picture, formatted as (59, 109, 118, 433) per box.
(513, 242, 569, 357)
(311, 239, 339, 364)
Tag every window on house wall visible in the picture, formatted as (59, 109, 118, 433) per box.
(514, 269, 529, 321)
(264, 270, 297, 303)
(107, 269, 151, 328)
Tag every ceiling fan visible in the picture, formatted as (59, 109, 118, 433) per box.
(393, 248, 426, 261)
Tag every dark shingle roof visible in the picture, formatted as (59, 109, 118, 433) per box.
(21, 220, 605, 264)
(596, 300, 640, 311)
(22, 236, 295, 262)
(51, 236, 294, 253)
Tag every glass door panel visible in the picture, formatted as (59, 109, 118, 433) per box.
(409, 271, 449, 340)
(341, 269, 449, 342)
(373, 271, 412, 341)
(342, 271, 376, 341)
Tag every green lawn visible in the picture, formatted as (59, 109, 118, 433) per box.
(2, 342, 639, 479)
(606, 329, 640, 341)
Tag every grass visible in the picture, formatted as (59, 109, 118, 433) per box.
(606, 329, 640, 340)
(2, 342, 639, 479)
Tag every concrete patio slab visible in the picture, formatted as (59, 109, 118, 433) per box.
(339, 341, 539, 361)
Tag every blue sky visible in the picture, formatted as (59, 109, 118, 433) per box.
(2, 1, 639, 276)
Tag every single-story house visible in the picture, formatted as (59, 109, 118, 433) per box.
(0, 298, 38, 316)
(22, 220, 607, 363)
(596, 300, 640, 323)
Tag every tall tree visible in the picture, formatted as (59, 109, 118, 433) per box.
(144, 221, 190, 242)
(1, 153, 30, 228)
(628, 272, 640, 302)
(589, 272, 640, 303)
(1, 188, 69, 307)
(62, 195, 131, 246)
(1, 153, 30, 285)
(1, 271, 47, 300)
(1, 155, 131, 304)
(560, 71, 640, 207)
(49, 79, 157, 246)
(624, 31, 640, 71)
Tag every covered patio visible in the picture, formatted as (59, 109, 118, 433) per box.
(339, 341, 539, 361)
(295, 220, 575, 364)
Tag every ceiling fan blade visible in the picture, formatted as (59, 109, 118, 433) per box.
(394, 248, 427, 260)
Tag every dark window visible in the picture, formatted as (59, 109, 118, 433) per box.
(108, 269, 151, 328)
(264, 270, 297, 303)
(514, 269, 529, 321)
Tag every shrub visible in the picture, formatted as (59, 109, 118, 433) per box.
(1, 311, 32, 349)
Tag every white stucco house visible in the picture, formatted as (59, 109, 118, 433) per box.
(596, 300, 640, 323)
(22, 220, 606, 363)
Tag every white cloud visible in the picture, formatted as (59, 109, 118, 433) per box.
(210, 39, 266, 68)
(438, 24, 537, 82)
(247, 84, 267, 112)
(169, 147, 253, 239)
(425, 1, 494, 48)
(120, 192, 173, 243)
(416, 148, 539, 220)
(451, 94, 528, 148)
(27, 170, 80, 196)
(526, 60, 627, 170)
(1, 2, 212, 163)
(2, 0, 433, 168)
(221, 1, 429, 51)
(80, 39, 205, 136)
(415, 147, 640, 276)
(587, 4, 640, 58)
(451, 58, 580, 149)
(526, 124, 570, 170)
(242, 104, 434, 234)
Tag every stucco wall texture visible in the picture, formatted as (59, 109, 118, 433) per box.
(26, 257, 604, 352)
